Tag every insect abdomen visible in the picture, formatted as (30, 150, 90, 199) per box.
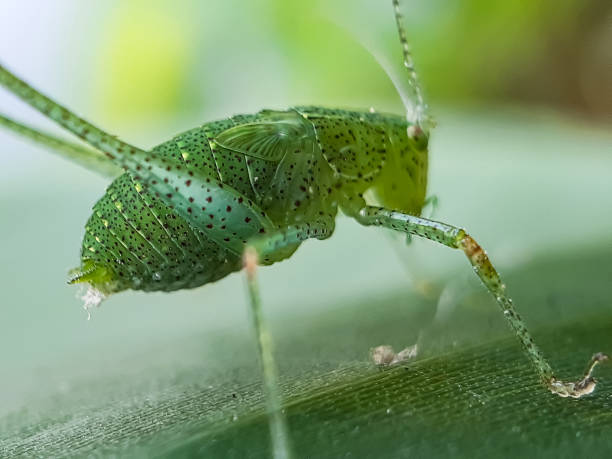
(76, 172, 242, 293)
(71, 110, 330, 294)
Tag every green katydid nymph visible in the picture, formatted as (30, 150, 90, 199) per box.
(0, 1, 607, 458)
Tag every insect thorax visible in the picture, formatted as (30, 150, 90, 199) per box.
(293, 107, 428, 216)
(71, 107, 428, 295)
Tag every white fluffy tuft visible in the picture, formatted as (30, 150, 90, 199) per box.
(79, 286, 106, 320)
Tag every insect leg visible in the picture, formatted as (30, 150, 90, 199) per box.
(0, 113, 121, 178)
(243, 248, 292, 459)
(355, 205, 608, 398)
(242, 218, 334, 459)
(0, 64, 149, 167)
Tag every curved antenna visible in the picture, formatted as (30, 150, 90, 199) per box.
(324, 13, 416, 123)
(392, 0, 428, 127)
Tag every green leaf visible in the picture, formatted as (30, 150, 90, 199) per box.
(2, 244, 611, 458)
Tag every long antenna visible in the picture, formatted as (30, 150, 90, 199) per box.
(392, 0, 428, 127)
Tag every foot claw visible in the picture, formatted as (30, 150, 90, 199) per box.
(371, 344, 418, 366)
(548, 353, 608, 399)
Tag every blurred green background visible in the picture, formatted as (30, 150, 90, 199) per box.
(0, 0, 611, 456)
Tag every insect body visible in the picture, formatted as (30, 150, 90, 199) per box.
(0, 1, 607, 458)
(68, 107, 427, 296)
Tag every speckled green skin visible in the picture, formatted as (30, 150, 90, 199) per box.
(78, 107, 428, 293)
